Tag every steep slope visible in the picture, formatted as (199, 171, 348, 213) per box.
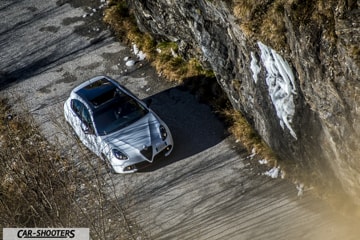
(127, 0, 360, 203)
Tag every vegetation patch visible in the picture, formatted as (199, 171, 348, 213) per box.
(232, 0, 338, 54)
(0, 99, 73, 228)
(103, 0, 155, 53)
(104, 0, 213, 82)
(233, 0, 288, 52)
(0, 98, 146, 239)
(221, 108, 277, 164)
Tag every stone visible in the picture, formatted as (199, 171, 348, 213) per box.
(127, 0, 360, 203)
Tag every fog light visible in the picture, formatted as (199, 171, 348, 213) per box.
(124, 165, 135, 171)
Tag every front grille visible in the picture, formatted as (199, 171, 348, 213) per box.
(137, 146, 173, 172)
(135, 161, 152, 170)
(140, 146, 153, 160)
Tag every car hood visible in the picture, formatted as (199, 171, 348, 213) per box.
(101, 112, 161, 153)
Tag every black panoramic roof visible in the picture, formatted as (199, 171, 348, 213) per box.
(76, 78, 120, 108)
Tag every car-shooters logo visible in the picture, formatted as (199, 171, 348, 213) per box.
(3, 228, 89, 240)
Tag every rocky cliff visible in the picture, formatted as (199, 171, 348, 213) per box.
(127, 0, 360, 203)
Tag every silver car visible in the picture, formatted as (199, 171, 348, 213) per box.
(64, 75, 174, 173)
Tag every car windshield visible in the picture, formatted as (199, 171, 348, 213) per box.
(93, 95, 148, 136)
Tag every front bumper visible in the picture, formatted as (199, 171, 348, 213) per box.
(110, 139, 174, 174)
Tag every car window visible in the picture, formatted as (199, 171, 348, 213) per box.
(71, 99, 94, 130)
(93, 95, 148, 136)
(71, 99, 83, 116)
(81, 106, 91, 125)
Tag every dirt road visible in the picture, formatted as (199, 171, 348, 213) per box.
(1, 1, 358, 239)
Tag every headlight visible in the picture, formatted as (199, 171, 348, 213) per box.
(159, 125, 167, 141)
(112, 149, 128, 160)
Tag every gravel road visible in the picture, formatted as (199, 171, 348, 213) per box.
(1, 0, 359, 239)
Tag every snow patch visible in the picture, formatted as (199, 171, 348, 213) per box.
(264, 167, 280, 178)
(258, 159, 268, 165)
(258, 42, 297, 139)
(296, 183, 304, 197)
(250, 52, 261, 83)
(247, 148, 256, 159)
(137, 51, 146, 61)
(132, 44, 146, 61)
(133, 44, 139, 55)
(125, 60, 136, 67)
(124, 44, 147, 67)
(170, 48, 178, 58)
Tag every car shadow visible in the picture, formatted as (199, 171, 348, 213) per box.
(139, 85, 229, 172)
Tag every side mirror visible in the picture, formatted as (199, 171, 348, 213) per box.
(81, 122, 92, 134)
(145, 98, 152, 108)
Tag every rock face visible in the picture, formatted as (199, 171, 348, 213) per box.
(127, 0, 360, 202)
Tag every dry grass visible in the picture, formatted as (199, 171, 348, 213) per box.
(0, 98, 146, 239)
(348, 45, 360, 62)
(221, 108, 278, 165)
(232, 0, 338, 53)
(233, 0, 288, 51)
(104, 0, 213, 82)
(152, 41, 195, 81)
(154, 55, 211, 82)
(0, 98, 73, 228)
(103, 0, 155, 57)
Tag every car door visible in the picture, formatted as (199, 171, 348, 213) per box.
(70, 99, 99, 155)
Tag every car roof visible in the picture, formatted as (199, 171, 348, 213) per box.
(74, 76, 122, 110)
